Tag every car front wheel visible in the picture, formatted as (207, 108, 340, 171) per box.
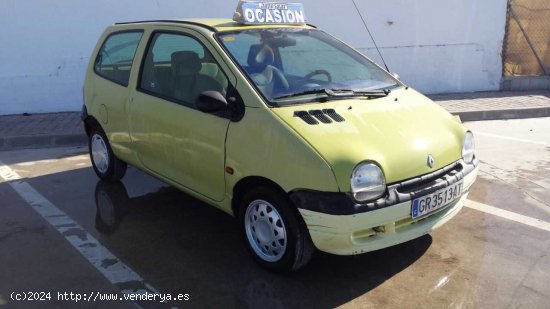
(239, 186, 314, 272)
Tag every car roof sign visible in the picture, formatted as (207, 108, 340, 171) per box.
(233, 1, 306, 25)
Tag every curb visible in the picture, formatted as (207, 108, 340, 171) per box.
(0, 134, 87, 151)
(447, 107, 550, 122)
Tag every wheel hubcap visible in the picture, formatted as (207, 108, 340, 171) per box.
(244, 200, 287, 262)
(91, 134, 109, 174)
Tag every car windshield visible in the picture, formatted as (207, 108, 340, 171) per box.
(218, 28, 400, 105)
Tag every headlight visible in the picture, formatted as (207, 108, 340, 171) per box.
(462, 131, 475, 164)
(350, 162, 386, 202)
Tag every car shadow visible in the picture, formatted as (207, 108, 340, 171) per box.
(92, 178, 432, 308)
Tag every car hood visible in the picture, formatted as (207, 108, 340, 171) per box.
(270, 87, 467, 192)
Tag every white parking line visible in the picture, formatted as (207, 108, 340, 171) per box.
(475, 132, 548, 146)
(0, 161, 175, 309)
(465, 199, 550, 233)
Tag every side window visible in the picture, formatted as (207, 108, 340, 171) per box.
(139, 32, 229, 106)
(94, 31, 143, 86)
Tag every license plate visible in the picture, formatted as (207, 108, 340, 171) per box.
(411, 180, 463, 219)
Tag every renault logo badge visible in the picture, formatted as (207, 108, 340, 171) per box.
(427, 155, 435, 168)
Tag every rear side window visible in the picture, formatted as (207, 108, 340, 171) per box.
(94, 31, 143, 86)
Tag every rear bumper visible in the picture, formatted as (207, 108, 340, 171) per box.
(295, 160, 478, 255)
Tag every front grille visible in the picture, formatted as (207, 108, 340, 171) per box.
(395, 161, 464, 194)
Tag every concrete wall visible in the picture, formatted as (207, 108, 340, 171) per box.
(0, 0, 508, 115)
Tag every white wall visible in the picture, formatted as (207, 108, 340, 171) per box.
(0, 0, 508, 115)
(312, 0, 509, 95)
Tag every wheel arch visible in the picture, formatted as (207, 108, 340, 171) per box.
(83, 116, 102, 137)
(231, 176, 288, 217)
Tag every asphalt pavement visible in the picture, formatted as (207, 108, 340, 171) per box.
(0, 117, 549, 308)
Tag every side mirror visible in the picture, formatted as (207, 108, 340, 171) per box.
(196, 91, 228, 113)
(391, 72, 400, 80)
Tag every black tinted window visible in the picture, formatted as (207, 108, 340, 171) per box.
(94, 31, 143, 86)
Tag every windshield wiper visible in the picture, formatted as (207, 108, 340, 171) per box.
(274, 88, 330, 100)
(326, 88, 390, 97)
(274, 88, 390, 100)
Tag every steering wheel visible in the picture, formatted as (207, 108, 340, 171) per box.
(304, 69, 332, 82)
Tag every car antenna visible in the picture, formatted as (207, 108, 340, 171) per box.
(351, 0, 390, 72)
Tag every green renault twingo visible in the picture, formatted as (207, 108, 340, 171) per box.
(83, 4, 478, 272)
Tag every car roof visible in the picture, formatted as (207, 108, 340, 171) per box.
(115, 18, 316, 32)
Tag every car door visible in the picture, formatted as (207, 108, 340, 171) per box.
(128, 29, 233, 201)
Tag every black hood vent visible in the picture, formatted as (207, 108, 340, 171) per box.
(323, 109, 345, 122)
(294, 111, 319, 125)
(309, 109, 332, 123)
(294, 109, 346, 125)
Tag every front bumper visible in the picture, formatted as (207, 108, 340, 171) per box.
(292, 159, 479, 255)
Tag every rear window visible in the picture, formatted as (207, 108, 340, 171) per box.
(94, 31, 143, 86)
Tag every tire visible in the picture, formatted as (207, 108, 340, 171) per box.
(239, 186, 314, 272)
(89, 127, 127, 182)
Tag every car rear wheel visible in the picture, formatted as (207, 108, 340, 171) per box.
(89, 128, 127, 182)
(239, 186, 314, 272)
